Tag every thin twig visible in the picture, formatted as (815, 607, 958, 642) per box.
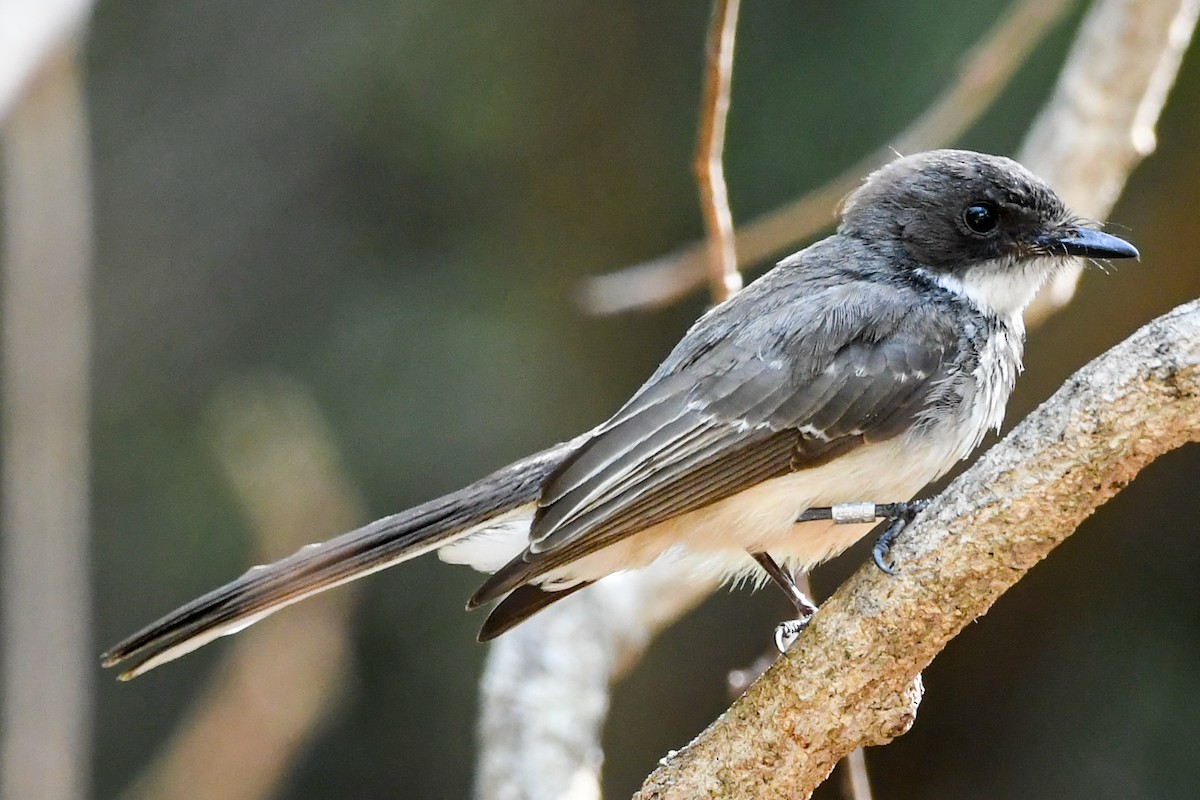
(579, 0, 1073, 315)
(695, 0, 743, 302)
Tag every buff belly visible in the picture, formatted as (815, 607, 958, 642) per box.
(440, 430, 967, 589)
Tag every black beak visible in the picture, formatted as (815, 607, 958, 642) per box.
(1039, 226, 1139, 260)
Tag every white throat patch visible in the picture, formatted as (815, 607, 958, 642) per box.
(919, 257, 1057, 322)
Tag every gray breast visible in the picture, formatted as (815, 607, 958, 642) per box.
(915, 310, 1023, 463)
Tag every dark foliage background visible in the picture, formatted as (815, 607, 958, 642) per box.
(85, 1, 1200, 797)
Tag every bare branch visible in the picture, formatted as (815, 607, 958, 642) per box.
(634, 298, 1200, 799)
(476, 566, 717, 800)
(1, 46, 93, 800)
(840, 749, 874, 800)
(580, 0, 1072, 315)
(1021, 0, 1199, 325)
(0, 0, 93, 121)
(695, 0, 743, 302)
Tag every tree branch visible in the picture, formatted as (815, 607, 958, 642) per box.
(579, 0, 1073, 315)
(1021, 0, 1199, 325)
(0, 0, 94, 121)
(476, 3, 1195, 797)
(694, 0, 743, 302)
(1, 46, 93, 800)
(475, 568, 716, 800)
(634, 298, 1200, 799)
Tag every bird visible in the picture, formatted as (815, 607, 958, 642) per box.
(102, 149, 1139, 680)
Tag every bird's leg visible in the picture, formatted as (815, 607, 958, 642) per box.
(751, 551, 818, 652)
(796, 499, 931, 576)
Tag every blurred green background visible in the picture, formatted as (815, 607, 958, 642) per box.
(77, 0, 1200, 797)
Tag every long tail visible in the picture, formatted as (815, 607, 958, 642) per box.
(102, 441, 575, 680)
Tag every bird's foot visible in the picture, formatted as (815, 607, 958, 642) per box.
(796, 499, 931, 575)
(751, 551, 819, 652)
(870, 499, 931, 575)
(773, 613, 815, 652)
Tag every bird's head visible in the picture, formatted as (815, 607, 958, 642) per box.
(839, 149, 1138, 319)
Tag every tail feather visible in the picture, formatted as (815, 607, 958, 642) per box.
(102, 441, 576, 679)
(476, 581, 593, 641)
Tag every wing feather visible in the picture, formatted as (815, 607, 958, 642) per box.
(536, 398, 693, 510)
(471, 271, 965, 606)
(531, 420, 731, 552)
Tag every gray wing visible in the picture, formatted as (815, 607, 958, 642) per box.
(470, 276, 960, 605)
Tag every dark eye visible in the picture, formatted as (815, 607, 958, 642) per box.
(962, 202, 1000, 235)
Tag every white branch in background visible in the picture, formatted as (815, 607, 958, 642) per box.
(1021, 0, 1199, 325)
(0, 0, 93, 121)
(579, 0, 1073, 316)
(476, 569, 716, 800)
(1, 48, 93, 800)
(634, 299, 1200, 799)
(475, 3, 1198, 799)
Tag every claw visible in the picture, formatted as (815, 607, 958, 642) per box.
(798, 499, 930, 576)
(870, 499, 930, 575)
(872, 520, 902, 575)
(774, 618, 808, 652)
